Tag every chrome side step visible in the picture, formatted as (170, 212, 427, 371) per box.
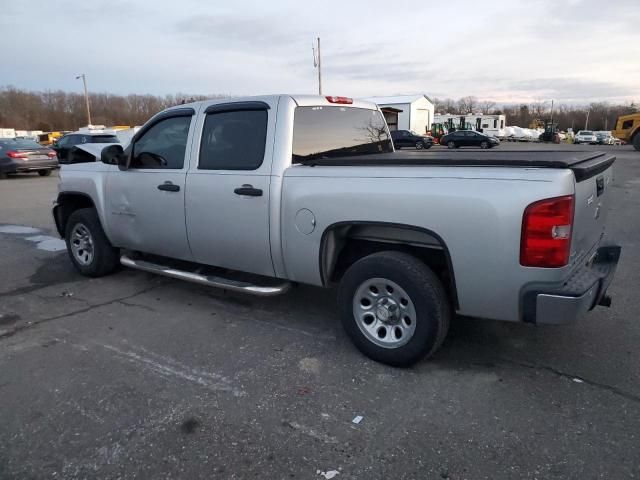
(120, 255, 292, 297)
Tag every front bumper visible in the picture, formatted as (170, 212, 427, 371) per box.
(523, 244, 621, 325)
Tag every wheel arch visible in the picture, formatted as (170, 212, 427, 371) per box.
(319, 221, 459, 308)
(53, 191, 97, 238)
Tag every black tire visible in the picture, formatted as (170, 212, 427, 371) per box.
(424, 143, 432, 149)
(65, 208, 119, 277)
(447, 141, 457, 149)
(633, 134, 640, 151)
(38, 169, 52, 176)
(415, 141, 424, 150)
(0, 172, 7, 180)
(480, 141, 489, 149)
(337, 251, 451, 367)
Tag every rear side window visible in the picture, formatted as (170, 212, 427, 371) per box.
(292, 106, 392, 162)
(91, 135, 119, 143)
(131, 116, 191, 169)
(0, 139, 42, 149)
(199, 110, 267, 170)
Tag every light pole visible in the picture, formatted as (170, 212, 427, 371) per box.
(76, 73, 92, 126)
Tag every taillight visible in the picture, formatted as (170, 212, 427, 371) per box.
(7, 151, 28, 159)
(47, 151, 57, 158)
(520, 195, 574, 268)
(325, 96, 353, 104)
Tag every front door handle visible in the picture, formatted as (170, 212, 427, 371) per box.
(234, 185, 263, 197)
(157, 182, 180, 192)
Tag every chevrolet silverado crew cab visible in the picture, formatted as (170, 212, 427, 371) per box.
(53, 95, 621, 366)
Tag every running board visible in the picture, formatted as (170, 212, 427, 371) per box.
(120, 255, 292, 297)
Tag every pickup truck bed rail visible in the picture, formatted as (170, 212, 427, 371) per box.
(300, 151, 615, 182)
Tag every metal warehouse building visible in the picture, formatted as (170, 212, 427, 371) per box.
(364, 95, 435, 134)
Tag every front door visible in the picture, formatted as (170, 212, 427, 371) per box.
(185, 101, 276, 277)
(106, 112, 195, 260)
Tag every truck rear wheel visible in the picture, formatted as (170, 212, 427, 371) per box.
(337, 251, 450, 367)
(633, 134, 640, 151)
(65, 208, 119, 277)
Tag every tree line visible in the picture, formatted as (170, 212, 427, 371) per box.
(1, 86, 637, 133)
(0, 86, 225, 131)
(433, 95, 639, 131)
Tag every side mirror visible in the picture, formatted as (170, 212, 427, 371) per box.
(101, 144, 128, 169)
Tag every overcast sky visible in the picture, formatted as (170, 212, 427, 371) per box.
(2, 0, 638, 104)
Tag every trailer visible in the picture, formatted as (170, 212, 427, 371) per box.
(434, 113, 506, 138)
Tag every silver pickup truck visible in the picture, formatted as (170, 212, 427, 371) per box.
(53, 95, 620, 366)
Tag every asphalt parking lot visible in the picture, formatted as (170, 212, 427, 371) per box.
(0, 143, 639, 479)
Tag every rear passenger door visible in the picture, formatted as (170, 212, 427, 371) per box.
(185, 100, 277, 277)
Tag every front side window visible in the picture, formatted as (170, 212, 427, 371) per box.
(131, 116, 191, 169)
(199, 110, 267, 170)
(621, 120, 633, 129)
(292, 106, 392, 162)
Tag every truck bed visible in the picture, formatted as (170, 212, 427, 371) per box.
(299, 150, 615, 182)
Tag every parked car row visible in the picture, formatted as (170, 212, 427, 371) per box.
(391, 129, 500, 150)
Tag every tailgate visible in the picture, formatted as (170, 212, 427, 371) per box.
(571, 156, 615, 266)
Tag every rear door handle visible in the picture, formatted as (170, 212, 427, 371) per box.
(157, 182, 180, 192)
(234, 185, 263, 197)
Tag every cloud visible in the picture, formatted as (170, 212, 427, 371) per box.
(174, 15, 296, 51)
(506, 78, 637, 102)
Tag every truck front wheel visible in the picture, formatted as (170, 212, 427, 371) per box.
(65, 208, 119, 277)
(633, 134, 640, 151)
(337, 251, 450, 367)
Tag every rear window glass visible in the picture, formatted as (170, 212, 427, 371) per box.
(292, 107, 392, 162)
(0, 138, 43, 149)
(91, 135, 119, 143)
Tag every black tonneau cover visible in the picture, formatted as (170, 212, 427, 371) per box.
(299, 150, 615, 182)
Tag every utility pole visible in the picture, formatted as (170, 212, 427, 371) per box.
(312, 37, 322, 95)
(549, 99, 554, 125)
(585, 107, 590, 130)
(76, 73, 92, 126)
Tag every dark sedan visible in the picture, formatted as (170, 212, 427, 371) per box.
(390, 130, 433, 150)
(0, 138, 58, 179)
(440, 130, 500, 149)
(53, 132, 120, 163)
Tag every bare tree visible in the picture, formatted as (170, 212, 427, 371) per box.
(479, 100, 496, 114)
(457, 96, 478, 114)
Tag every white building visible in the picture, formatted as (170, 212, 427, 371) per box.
(364, 95, 435, 134)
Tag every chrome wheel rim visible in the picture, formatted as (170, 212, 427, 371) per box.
(416, 142, 424, 150)
(70, 223, 94, 265)
(353, 278, 417, 348)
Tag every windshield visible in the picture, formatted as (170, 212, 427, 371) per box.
(292, 106, 392, 162)
(0, 138, 44, 149)
(580, 131, 593, 135)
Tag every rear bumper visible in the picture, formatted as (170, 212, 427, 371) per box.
(0, 159, 59, 173)
(523, 244, 621, 325)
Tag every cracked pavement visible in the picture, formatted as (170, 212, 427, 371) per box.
(0, 144, 639, 479)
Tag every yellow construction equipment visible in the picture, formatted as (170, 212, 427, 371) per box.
(612, 113, 640, 151)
